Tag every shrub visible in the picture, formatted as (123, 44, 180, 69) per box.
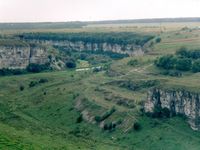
(162, 70, 182, 77)
(103, 122, 116, 131)
(19, 85, 25, 91)
(76, 114, 83, 123)
(162, 107, 170, 118)
(127, 59, 138, 66)
(29, 81, 38, 87)
(39, 78, 49, 83)
(168, 70, 182, 77)
(151, 107, 171, 118)
(27, 63, 50, 73)
(155, 37, 161, 43)
(176, 58, 192, 71)
(95, 116, 101, 123)
(133, 122, 141, 131)
(176, 47, 200, 59)
(0, 68, 27, 76)
(66, 60, 76, 68)
(176, 47, 189, 58)
(192, 59, 200, 73)
(152, 106, 162, 118)
(155, 55, 177, 69)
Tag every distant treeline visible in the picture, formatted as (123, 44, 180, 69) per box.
(0, 22, 87, 30)
(89, 17, 200, 24)
(19, 32, 154, 46)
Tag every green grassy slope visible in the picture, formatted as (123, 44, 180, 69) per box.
(0, 68, 199, 150)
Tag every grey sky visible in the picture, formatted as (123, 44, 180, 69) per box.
(0, 0, 200, 22)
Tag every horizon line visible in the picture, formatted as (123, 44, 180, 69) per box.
(0, 17, 200, 24)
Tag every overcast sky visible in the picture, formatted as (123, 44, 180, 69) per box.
(0, 0, 200, 22)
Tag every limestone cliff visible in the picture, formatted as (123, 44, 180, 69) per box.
(144, 88, 200, 130)
(29, 45, 49, 64)
(0, 44, 49, 69)
(28, 40, 144, 56)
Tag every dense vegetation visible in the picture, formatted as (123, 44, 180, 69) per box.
(155, 48, 200, 73)
(0, 63, 51, 76)
(19, 32, 154, 46)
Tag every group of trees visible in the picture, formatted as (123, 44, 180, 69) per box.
(19, 32, 154, 46)
(27, 63, 51, 73)
(0, 58, 77, 76)
(0, 63, 51, 76)
(155, 47, 200, 73)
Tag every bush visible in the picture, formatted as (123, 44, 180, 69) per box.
(66, 60, 76, 68)
(0, 68, 27, 76)
(133, 122, 141, 131)
(155, 55, 177, 69)
(162, 70, 182, 77)
(95, 116, 102, 123)
(29, 81, 38, 87)
(127, 59, 138, 66)
(76, 114, 83, 123)
(162, 107, 170, 118)
(176, 47, 200, 59)
(176, 47, 189, 58)
(27, 63, 50, 73)
(192, 59, 200, 73)
(151, 107, 171, 118)
(39, 78, 48, 83)
(19, 85, 25, 91)
(168, 70, 182, 77)
(176, 58, 192, 71)
(155, 37, 161, 43)
(103, 122, 116, 131)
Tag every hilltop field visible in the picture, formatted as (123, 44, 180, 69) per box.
(0, 21, 200, 150)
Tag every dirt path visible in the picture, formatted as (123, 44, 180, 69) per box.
(119, 64, 153, 79)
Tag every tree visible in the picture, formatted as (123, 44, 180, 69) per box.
(192, 59, 200, 73)
(176, 47, 189, 58)
(176, 58, 192, 71)
(155, 37, 161, 43)
(127, 59, 138, 66)
(66, 60, 76, 68)
(155, 55, 177, 70)
(27, 63, 50, 73)
(19, 85, 25, 91)
(133, 122, 141, 131)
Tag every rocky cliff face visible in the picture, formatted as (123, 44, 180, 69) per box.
(29, 45, 49, 64)
(144, 88, 200, 130)
(0, 45, 49, 69)
(29, 40, 144, 56)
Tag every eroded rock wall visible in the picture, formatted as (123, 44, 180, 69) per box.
(144, 88, 200, 130)
(0, 45, 49, 69)
(29, 40, 144, 56)
(0, 46, 30, 69)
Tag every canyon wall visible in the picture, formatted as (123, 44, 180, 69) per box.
(144, 88, 200, 130)
(0, 45, 49, 69)
(28, 40, 144, 56)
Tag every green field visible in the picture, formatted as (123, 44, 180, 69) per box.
(0, 21, 200, 149)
